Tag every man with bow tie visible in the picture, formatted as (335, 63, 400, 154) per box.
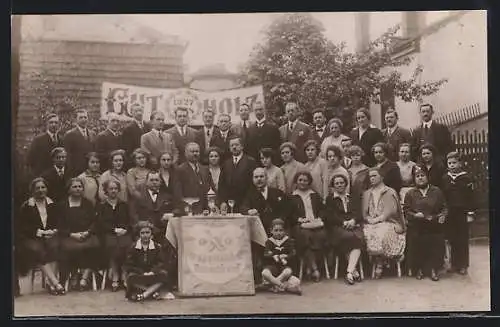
(411, 104, 454, 163)
(173, 142, 214, 215)
(311, 109, 330, 146)
(166, 107, 197, 164)
(245, 101, 281, 161)
(121, 103, 151, 168)
(95, 113, 123, 171)
(279, 102, 313, 163)
(241, 168, 288, 235)
(63, 109, 95, 177)
(131, 171, 176, 243)
(27, 113, 63, 178)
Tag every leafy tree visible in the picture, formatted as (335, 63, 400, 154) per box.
(239, 13, 447, 130)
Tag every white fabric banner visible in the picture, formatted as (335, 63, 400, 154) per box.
(101, 82, 264, 125)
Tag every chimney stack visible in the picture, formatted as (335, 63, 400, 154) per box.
(402, 11, 424, 38)
(355, 12, 370, 53)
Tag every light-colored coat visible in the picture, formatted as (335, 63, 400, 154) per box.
(140, 130, 179, 164)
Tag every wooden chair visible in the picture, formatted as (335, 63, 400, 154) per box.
(370, 256, 402, 278)
(63, 269, 100, 292)
(298, 255, 330, 280)
(333, 255, 365, 280)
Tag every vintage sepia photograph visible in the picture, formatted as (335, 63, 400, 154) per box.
(11, 11, 489, 317)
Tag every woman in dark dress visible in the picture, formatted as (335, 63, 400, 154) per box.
(158, 152, 176, 197)
(372, 142, 402, 194)
(59, 177, 101, 291)
(324, 174, 364, 285)
(124, 221, 173, 302)
(17, 177, 66, 295)
(418, 143, 446, 189)
(403, 165, 448, 281)
(350, 108, 384, 167)
(41, 147, 71, 203)
(288, 171, 328, 282)
(97, 179, 132, 291)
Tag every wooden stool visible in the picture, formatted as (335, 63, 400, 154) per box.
(298, 255, 330, 280)
(333, 255, 365, 280)
(30, 268, 46, 293)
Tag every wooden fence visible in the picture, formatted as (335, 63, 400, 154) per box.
(451, 129, 489, 210)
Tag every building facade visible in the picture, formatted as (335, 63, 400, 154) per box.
(355, 11, 487, 130)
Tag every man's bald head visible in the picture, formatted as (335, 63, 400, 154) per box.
(185, 142, 200, 163)
(253, 167, 268, 189)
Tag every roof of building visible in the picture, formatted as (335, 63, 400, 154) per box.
(20, 15, 187, 47)
(190, 63, 238, 79)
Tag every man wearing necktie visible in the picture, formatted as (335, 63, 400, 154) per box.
(121, 103, 151, 169)
(231, 103, 251, 152)
(219, 136, 258, 213)
(41, 147, 70, 203)
(382, 108, 412, 161)
(63, 109, 95, 177)
(411, 103, 454, 163)
(245, 101, 281, 161)
(173, 142, 214, 215)
(279, 102, 313, 163)
(140, 111, 179, 167)
(27, 113, 63, 178)
(95, 113, 122, 171)
(195, 110, 225, 164)
(166, 107, 197, 164)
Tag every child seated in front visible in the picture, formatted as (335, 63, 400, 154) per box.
(262, 219, 302, 295)
(124, 221, 175, 302)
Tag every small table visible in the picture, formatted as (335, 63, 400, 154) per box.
(165, 215, 268, 297)
(165, 214, 268, 249)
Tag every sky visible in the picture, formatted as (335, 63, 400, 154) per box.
(133, 12, 362, 74)
(133, 12, 456, 74)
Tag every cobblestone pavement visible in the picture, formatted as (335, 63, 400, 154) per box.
(14, 244, 490, 317)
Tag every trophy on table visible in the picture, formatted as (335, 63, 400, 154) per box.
(206, 188, 218, 216)
(183, 197, 200, 216)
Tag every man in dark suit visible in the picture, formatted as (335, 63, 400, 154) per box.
(217, 113, 237, 161)
(121, 103, 151, 167)
(131, 171, 176, 242)
(245, 101, 281, 161)
(350, 108, 385, 167)
(311, 109, 330, 146)
(27, 113, 63, 178)
(219, 136, 258, 213)
(240, 167, 288, 235)
(412, 103, 454, 163)
(41, 147, 71, 203)
(173, 142, 214, 215)
(94, 113, 122, 171)
(279, 102, 313, 163)
(382, 108, 413, 162)
(195, 110, 225, 165)
(231, 103, 252, 151)
(63, 109, 96, 177)
(166, 107, 197, 164)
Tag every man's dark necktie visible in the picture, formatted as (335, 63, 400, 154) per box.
(158, 132, 163, 141)
(423, 125, 429, 139)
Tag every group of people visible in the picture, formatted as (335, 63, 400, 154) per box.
(14, 99, 477, 301)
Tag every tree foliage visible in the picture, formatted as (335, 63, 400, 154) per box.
(239, 13, 448, 125)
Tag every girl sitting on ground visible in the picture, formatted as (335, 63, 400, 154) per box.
(124, 221, 174, 302)
(262, 218, 301, 295)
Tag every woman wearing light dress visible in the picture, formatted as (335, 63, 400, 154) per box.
(259, 147, 286, 193)
(304, 140, 328, 199)
(396, 143, 417, 203)
(323, 145, 350, 200)
(207, 146, 223, 193)
(99, 150, 128, 203)
(280, 142, 307, 195)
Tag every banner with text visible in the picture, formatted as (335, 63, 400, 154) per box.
(101, 82, 264, 125)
